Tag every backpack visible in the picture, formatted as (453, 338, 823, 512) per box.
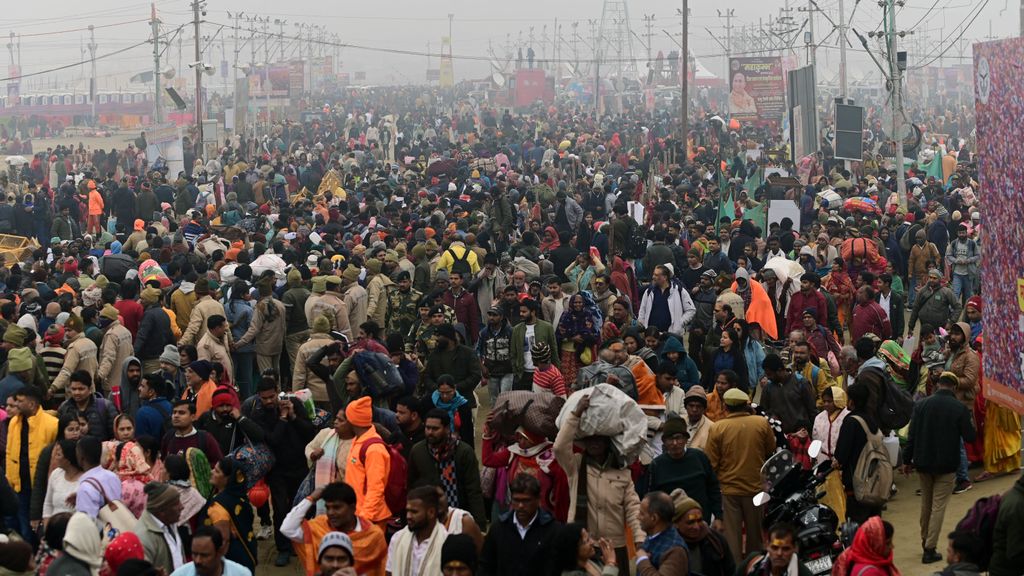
(954, 494, 1002, 570)
(870, 366, 915, 431)
(448, 247, 472, 276)
(359, 438, 408, 514)
(849, 415, 894, 507)
(352, 351, 405, 399)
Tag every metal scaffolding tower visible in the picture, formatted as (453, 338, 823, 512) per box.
(597, 0, 639, 81)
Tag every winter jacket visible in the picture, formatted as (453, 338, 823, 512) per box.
(50, 334, 99, 398)
(659, 336, 701, 389)
(947, 328, 981, 410)
(641, 242, 676, 281)
(637, 281, 697, 336)
(436, 243, 481, 275)
(908, 242, 940, 283)
(97, 321, 133, 392)
(365, 274, 395, 328)
(990, 473, 1024, 576)
(170, 284, 197, 333)
(904, 388, 975, 474)
(180, 295, 230, 347)
(908, 284, 961, 334)
(443, 288, 481, 342)
(135, 397, 173, 441)
(135, 304, 172, 361)
(553, 411, 645, 548)
(480, 508, 560, 576)
(293, 333, 334, 402)
(511, 320, 560, 377)
(423, 344, 483, 408)
(407, 439, 487, 526)
(5, 408, 58, 492)
(235, 298, 286, 357)
(58, 394, 117, 441)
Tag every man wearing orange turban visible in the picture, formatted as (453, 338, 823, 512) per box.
(344, 397, 392, 526)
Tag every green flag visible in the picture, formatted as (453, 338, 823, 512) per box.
(743, 202, 767, 231)
(923, 156, 944, 182)
(718, 190, 736, 228)
(745, 167, 763, 196)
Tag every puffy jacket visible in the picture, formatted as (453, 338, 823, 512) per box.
(5, 408, 58, 492)
(57, 394, 118, 440)
(88, 189, 104, 216)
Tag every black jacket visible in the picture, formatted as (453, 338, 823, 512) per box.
(135, 305, 172, 360)
(904, 388, 975, 474)
(196, 411, 267, 456)
(479, 508, 560, 576)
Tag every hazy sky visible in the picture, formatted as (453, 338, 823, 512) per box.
(0, 0, 1012, 92)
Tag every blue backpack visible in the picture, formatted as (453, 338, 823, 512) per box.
(352, 351, 405, 399)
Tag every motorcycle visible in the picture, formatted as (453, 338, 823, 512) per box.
(751, 441, 851, 576)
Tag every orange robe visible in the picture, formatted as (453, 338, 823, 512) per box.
(731, 280, 778, 340)
(297, 515, 387, 576)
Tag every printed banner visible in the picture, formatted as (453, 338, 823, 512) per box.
(975, 38, 1024, 414)
(728, 56, 785, 125)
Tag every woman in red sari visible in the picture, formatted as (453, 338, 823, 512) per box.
(832, 516, 900, 576)
(822, 257, 855, 334)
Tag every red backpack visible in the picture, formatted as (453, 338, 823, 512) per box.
(359, 438, 408, 514)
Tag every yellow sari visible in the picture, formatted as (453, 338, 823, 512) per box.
(984, 401, 1022, 474)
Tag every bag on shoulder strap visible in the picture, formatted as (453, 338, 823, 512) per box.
(849, 415, 894, 507)
(82, 477, 138, 547)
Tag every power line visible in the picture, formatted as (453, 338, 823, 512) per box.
(909, 0, 988, 69)
(17, 19, 148, 39)
(0, 26, 184, 83)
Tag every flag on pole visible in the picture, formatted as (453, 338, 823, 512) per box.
(744, 167, 763, 196)
(743, 202, 767, 231)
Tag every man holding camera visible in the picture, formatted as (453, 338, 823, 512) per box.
(241, 375, 318, 567)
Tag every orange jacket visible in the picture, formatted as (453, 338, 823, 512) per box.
(183, 380, 217, 417)
(345, 428, 392, 522)
(88, 189, 104, 216)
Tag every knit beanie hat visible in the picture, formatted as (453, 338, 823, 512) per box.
(441, 534, 478, 572)
(287, 269, 302, 288)
(670, 489, 703, 522)
(345, 396, 373, 427)
(7, 348, 33, 373)
(312, 315, 331, 334)
(3, 325, 26, 346)
(160, 344, 179, 367)
(140, 286, 161, 305)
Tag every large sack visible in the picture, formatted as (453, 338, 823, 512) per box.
(491, 391, 566, 440)
(250, 253, 287, 280)
(556, 384, 647, 466)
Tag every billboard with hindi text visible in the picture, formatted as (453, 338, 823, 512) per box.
(728, 56, 785, 126)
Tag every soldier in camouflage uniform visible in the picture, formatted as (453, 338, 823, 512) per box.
(385, 271, 422, 338)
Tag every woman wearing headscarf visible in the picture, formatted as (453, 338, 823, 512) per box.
(47, 512, 102, 576)
(831, 517, 900, 576)
(115, 441, 152, 518)
(822, 257, 855, 332)
(878, 340, 912, 392)
(556, 292, 602, 386)
(99, 532, 144, 576)
(481, 416, 569, 522)
(540, 226, 561, 253)
(200, 457, 257, 573)
(731, 268, 778, 341)
(432, 376, 474, 447)
(811, 386, 849, 522)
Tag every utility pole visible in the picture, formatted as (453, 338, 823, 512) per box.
(717, 9, 735, 78)
(191, 0, 204, 149)
(886, 0, 906, 209)
(643, 13, 655, 68)
(838, 0, 848, 101)
(680, 1, 689, 137)
(797, 1, 818, 71)
(151, 4, 162, 123)
(88, 25, 97, 125)
(276, 19, 287, 63)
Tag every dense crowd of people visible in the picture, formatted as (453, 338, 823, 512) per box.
(0, 83, 1019, 576)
